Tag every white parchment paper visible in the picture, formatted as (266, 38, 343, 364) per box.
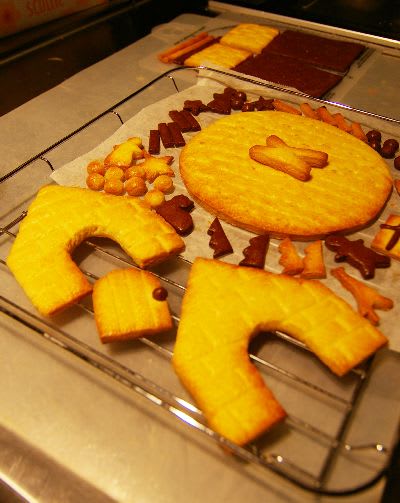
(51, 70, 400, 351)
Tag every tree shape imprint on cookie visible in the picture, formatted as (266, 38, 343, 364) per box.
(239, 234, 269, 268)
(278, 237, 304, 275)
(207, 218, 233, 258)
(173, 259, 386, 445)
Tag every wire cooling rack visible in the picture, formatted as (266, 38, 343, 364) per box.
(1, 67, 399, 496)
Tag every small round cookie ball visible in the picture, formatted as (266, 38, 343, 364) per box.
(125, 164, 146, 180)
(153, 174, 174, 194)
(125, 176, 147, 197)
(86, 172, 105, 191)
(104, 178, 125, 195)
(144, 189, 165, 208)
(104, 166, 125, 181)
(87, 160, 105, 176)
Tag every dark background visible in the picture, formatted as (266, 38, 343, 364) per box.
(1, 0, 399, 116)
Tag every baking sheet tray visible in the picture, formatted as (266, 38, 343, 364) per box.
(146, 5, 400, 119)
(1, 66, 400, 496)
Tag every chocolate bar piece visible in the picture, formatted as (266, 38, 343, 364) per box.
(158, 123, 175, 148)
(167, 122, 186, 147)
(148, 129, 160, 155)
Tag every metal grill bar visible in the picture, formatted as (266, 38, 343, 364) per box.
(0, 225, 389, 495)
(0, 293, 389, 496)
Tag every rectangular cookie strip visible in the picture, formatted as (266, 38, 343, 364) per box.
(167, 122, 186, 147)
(158, 113, 201, 149)
(158, 32, 211, 63)
(148, 129, 160, 155)
(158, 123, 175, 148)
(158, 122, 187, 149)
(172, 37, 219, 65)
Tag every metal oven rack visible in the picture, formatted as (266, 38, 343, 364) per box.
(1, 67, 399, 497)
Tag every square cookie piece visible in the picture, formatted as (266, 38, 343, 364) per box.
(93, 268, 172, 343)
(263, 30, 365, 73)
(220, 23, 279, 54)
(184, 42, 251, 69)
(371, 214, 400, 260)
(233, 52, 341, 98)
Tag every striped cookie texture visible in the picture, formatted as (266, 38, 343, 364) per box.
(7, 185, 184, 316)
(180, 111, 392, 238)
(93, 268, 172, 342)
(220, 23, 279, 54)
(173, 258, 387, 445)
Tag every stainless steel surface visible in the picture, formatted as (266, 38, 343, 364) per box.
(0, 424, 116, 502)
(1, 4, 400, 502)
(215, 0, 400, 41)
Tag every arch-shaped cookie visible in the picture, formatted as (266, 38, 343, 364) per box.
(173, 258, 387, 445)
(7, 185, 184, 316)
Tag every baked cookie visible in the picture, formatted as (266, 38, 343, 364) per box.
(371, 214, 400, 260)
(93, 268, 172, 342)
(179, 111, 392, 238)
(220, 23, 279, 54)
(233, 52, 342, 98)
(173, 258, 386, 445)
(263, 30, 365, 73)
(184, 42, 251, 69)
(7, 185, 184, 316)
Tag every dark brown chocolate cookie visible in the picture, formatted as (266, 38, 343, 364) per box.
(207, 218, 233, 258)
(156, 194, 194, 236)
(239, 234, 269, 269)
(325, 235, 390, 279)
(233, 52, 341, 98)
(263, 30, 364, 73)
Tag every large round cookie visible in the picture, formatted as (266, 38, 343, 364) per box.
(179, 111, 392, 238)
